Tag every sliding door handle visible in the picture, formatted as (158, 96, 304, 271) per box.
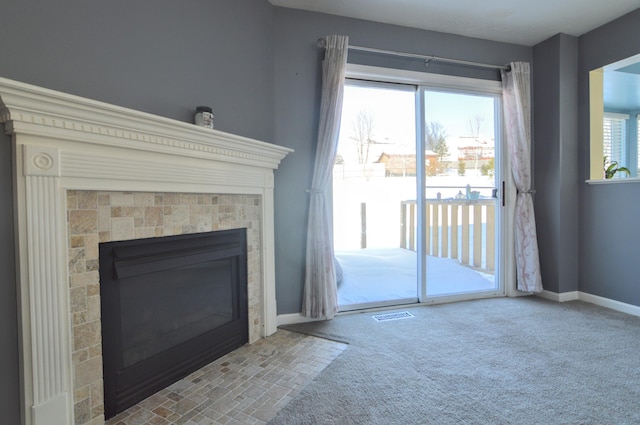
(492, 182, 506, 207)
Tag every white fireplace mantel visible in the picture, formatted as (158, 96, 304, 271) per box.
(0, 77, 292, 425)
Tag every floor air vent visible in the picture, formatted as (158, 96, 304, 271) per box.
(372, 311, 415, 322)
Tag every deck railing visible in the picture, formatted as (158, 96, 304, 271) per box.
(400, 199, 495, 271)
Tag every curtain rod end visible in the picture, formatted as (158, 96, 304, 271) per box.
(317, 38, 327, 49)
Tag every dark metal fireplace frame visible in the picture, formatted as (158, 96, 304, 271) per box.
(99, 229, 248, 419)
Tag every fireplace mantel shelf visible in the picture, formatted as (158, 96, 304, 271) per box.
(0, 77, 291, 170)
(0, 76, 292, 425)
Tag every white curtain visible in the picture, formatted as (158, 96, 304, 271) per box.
(501, 62, 543, 293)
(302, 35, 349, 318)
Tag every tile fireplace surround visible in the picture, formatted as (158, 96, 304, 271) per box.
(0, 77, 292, 425)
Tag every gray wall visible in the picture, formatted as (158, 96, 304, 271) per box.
(0, 130, 19, 425)
(0, 0, 275, 141)
(578, 9, 640, 305)
(533, 34, 579, 294)
(272, 8, 532, 314)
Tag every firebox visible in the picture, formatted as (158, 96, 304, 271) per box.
(99, 229, 248, 419)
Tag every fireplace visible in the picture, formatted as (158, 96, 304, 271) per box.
(67, 191, 261, 424)
(0, 76, 291, 425)
(99, 229, 248, 419)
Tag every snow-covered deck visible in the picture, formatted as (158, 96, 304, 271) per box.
(336, 247, 495, 307)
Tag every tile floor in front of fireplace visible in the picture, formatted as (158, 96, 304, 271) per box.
(106, 330, 346, 425)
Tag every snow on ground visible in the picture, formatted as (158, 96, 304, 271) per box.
(336, 247, 495, 307)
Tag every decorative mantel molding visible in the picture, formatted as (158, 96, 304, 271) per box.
(0, 76, 292, 425)
(0, 77, 288, 169)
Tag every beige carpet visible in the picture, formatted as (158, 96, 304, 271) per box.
(271, 297, 640, 424)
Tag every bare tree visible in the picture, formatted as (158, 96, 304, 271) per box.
(468, 114, 485, 174)
(350, 110, 376, 166)
(426, 122, 445, 151)
(426, 121, 449, 175)
(468, 114, 485, 138)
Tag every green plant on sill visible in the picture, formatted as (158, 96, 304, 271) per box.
(603, 156, 631, 179)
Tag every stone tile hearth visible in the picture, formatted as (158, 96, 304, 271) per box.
(105, 330, 346, 425)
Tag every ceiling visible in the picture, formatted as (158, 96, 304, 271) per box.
(603, 54, 640, 111)
(268, 0, 640, 46)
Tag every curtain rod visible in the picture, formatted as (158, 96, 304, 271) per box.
(317, 38, 510, 71)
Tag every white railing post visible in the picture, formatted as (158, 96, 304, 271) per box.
(442, 204, 449, 258)
(473, 204, 483, 268)
(461, 204, 470, 265)
(486, 204, 495, 271)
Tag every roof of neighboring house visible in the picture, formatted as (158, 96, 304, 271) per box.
(376, 150, 437, 163)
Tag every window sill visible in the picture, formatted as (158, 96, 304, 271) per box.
(586, 177, 640, 185)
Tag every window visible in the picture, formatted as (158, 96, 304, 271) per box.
(603, 112, 628, 177)
(637, 114, 640, 176)
(588, 53, 640, 181)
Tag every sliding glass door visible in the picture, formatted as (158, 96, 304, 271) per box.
(334, 70, 504, 311)
(333, 81, 418, 310)
(419, 89, 501, 300)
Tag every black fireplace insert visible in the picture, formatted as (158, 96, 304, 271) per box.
(99, 229, 248, 419)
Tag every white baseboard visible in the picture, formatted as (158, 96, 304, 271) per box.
(577, 292, 640, 317)
(537, 290, 579, 302)
(537, 290, 640, 317)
